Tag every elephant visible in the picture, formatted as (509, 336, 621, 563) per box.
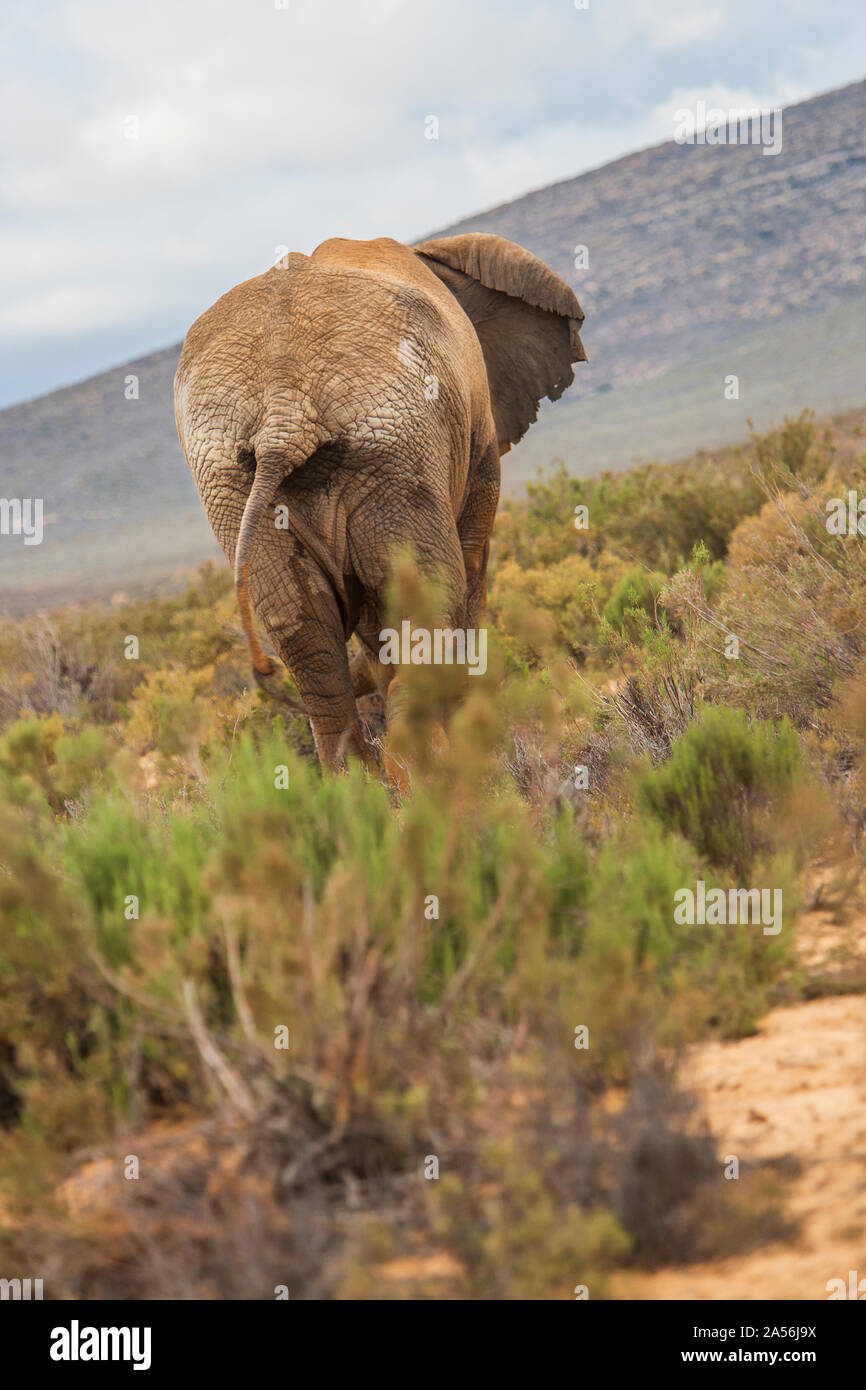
(174, 232, 587, 771)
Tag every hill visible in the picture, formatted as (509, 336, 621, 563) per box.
(2, 78, 865, 610)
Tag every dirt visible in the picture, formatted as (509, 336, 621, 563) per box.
(612, 893, 866, 1301)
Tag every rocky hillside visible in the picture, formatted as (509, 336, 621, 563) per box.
(2, 78, 865, 609)
(448, 79, 866, 394)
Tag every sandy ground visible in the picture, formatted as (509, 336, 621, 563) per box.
(613, 894, 866, 1301)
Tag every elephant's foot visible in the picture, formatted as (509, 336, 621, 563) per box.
(315, 723, 382, 777)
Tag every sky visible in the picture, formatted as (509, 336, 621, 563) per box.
(1, 0, 865, 408)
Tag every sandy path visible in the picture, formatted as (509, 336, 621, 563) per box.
(613, 889, 866, 1301)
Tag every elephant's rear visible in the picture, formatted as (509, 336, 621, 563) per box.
(174, 276, 270, 493)
(176, 252, 478, 499)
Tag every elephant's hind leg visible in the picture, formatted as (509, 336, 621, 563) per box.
(458, 436, 500, 625)
(266, 583, 377, 774)
(348, 647, 381, 697)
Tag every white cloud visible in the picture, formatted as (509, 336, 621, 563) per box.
(649, 80, 813, 144)
(0, 285, 127, 336)
(644, 4, 724, 51)
(0, 0, 864, 402)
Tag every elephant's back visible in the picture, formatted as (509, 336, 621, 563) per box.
(175, 250, 483, 476)
(306, 239, 476, 360)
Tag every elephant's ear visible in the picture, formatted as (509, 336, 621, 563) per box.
(414, 233, 587, 452)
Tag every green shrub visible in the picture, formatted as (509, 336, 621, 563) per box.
(2, 416, 860, 1298)
(636, 707, 803, 878)
(601, 566, 664, 639)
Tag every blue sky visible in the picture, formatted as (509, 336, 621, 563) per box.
(1, 0, 864, 407)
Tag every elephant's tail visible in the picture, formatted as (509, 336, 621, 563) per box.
(234, 434, 320, 678)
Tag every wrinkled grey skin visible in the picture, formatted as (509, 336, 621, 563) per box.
(175, 233, 586, 770)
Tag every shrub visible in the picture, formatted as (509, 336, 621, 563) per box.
(2, 415, 861, 1298)
(636, 707, 804, 879)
